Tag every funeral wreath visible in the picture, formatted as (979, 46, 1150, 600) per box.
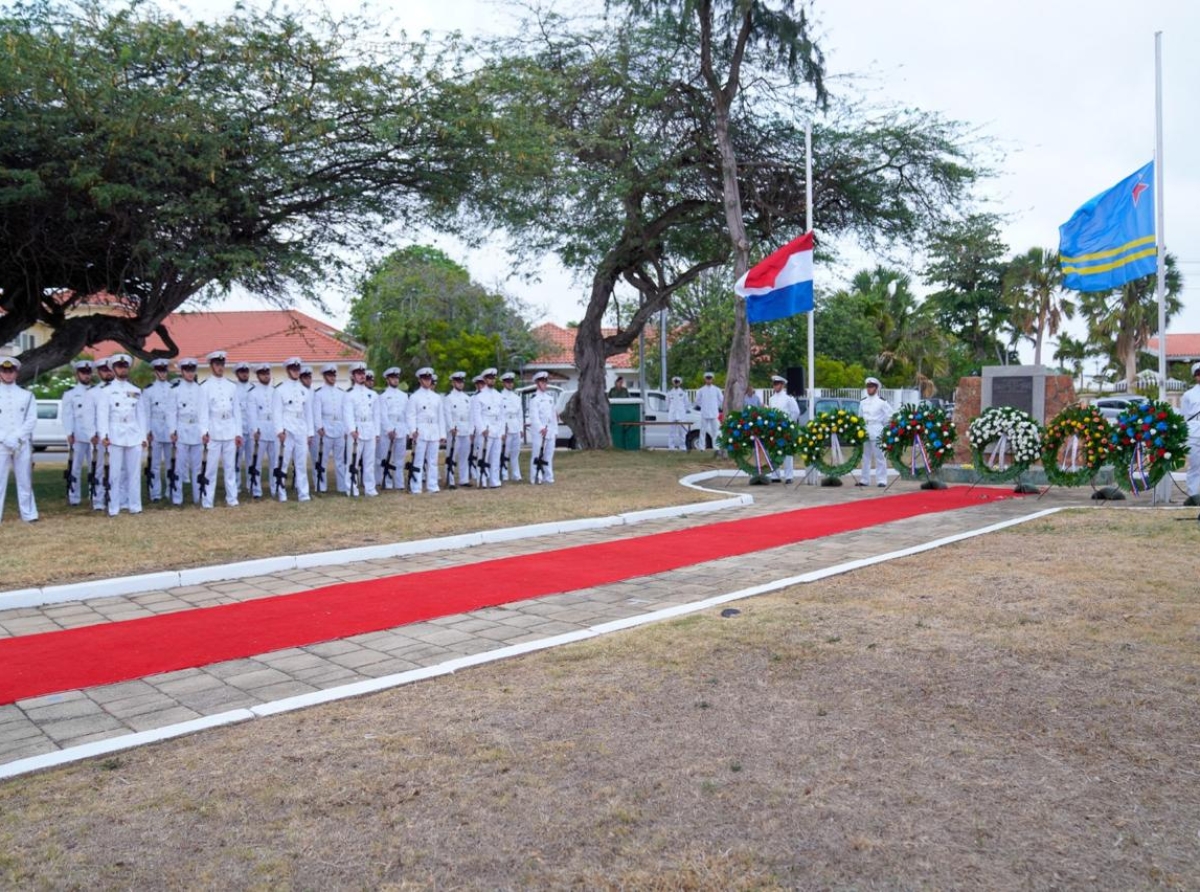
(880, 403, 956, 480)
(1040, 404, 1113, 487)
(720, 406, 799, 482)
(799, 409, 868, 478)
(1108, 399, 1189, 492)
(966, 405, 1043, 483)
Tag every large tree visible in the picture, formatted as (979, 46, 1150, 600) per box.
(1002, 246, 1072, 367)
(0, 0, 477, 380)
(472, 12, 983, 446)
(347, 246, 540, 379)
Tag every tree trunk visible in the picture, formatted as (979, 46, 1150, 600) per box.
(572, 276, 617, 450)
(712, 94, 751, 414)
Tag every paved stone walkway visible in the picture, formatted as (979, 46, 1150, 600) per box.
(0, 479, 1107, 771)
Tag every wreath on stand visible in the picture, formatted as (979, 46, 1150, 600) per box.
(966, 405, 1043, 486)
(1040, 404, 1113, 487)
(799, 409, 867, 480)
(719, 406, 800, 484)
(880, 403, 957, 487)
(1108, 400, 1189, 493)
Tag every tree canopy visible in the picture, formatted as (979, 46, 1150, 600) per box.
(0, 0, 478, 379)
(346, 246, 540, 379)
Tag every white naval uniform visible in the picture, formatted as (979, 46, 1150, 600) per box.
(859, 391, 894, 486)
(1182, 382, 1200, 497)
(696, 383, 723, 451)
(97, 379, 148, 515)
(500, 388, 523, 480)
(343, 383, 380, 496)
(61, 381, 94, 505)
(236, 378, 254, 491)
(200, 376, 243, 508)
(246, 382, 279, 499)
(86, 384, 109, 509)
(471, 386, 505, 488)
(443, 388, 473, 487)
(405, 387, 444, 493)
(143, 379, 175, 501)
(768, 390, 801, 482)
(169, 380, 206, 505)
(312, 385, 348, 493)
(527, 388, 558, 483)
(0, 379, 38, 523)
(272, 377, 314, 502)
(666, 386, 689, 450)
(378, 386, 409, 489)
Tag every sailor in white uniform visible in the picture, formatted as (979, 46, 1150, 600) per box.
(168, 359, 206, 505)
(527, 371, 558, 484)
(272, 357, 314, 502)
(443, 371, 473, 488)
(343, 361, 380, 496)
(858, 376, 894, 487)
(695, 371, 724, 455)
(96, 354, 148, 515)
(768, 374, 800, 484)
(666, 376, 689, 451)
(378, 367, 409, 489)
(61, 360, 95, 505)
(142, 358, 174, 501)
(199, 350, 243, 508)
(0, 355, 38, 523)
(405, 367, 444, 493)
(471, 368, 505, 487)
(312, 364, 348, 493)
(499, 372, 523, 481)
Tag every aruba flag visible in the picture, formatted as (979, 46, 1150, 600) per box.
(1059, 162, 1157, 292)
(735, 231, 814, 323)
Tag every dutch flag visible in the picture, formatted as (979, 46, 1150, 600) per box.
(734, 231, 815, 323)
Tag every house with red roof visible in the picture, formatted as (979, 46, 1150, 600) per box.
(525, 322, 635, 389)
(86, 309, 365, 379)
(1145, 333, 1200, 369)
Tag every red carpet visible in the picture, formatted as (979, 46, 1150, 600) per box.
(0, 489, 1013, 704)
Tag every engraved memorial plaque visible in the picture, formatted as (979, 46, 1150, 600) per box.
(991, 375, 1034, 415)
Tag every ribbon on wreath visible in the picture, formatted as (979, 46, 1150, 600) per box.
(1065, 433, 1080, 473)
(909, 434, 933, 477)
(1127, 441, 1150, 494)
(988, 434, 1009, 473)
(829, 432, 844, 465)
(751, 435, 775, 476)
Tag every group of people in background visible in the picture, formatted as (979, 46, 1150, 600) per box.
(0, 352, 561, 524)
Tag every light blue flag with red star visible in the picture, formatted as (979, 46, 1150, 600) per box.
(1059, 162, 1157, 292)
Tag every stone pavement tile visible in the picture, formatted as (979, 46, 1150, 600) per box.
(354, 658, 424, 678)
(170, 687, 260, 715)
(242, 681, 319, 702)
(326, 649, 393, 671)
(492, 612, 560, 629)
(472, 624, 544, 644)
(208, 581, 270, 596)
(178, 591, 226, 606)
(221, 667, 293, 692)
(141, 601, 196, 616)
(344, 629, 406, 648)
(367, 634, 427, 656)
(0, 719, 45, 744)
(0, 739, 56, 762)
(101, 692, 183, 720)
(15, 690, 88, 710)
(306, 640, 364, 658)
(0, 607, 43, 619)
(21, 697, 104, 723)
(203, 658, 268, 680)
(255, 652, 331, 674)
(166, 584, 217, 596)
(142, 667, 207, 686)
(153, 672, 229, 697)
(129, 592, 177, 606)
(405, 627, 478, 647)
(41, 713, 127, 743)
(384, 643, 454, 666)
(123, 706, 203, 733)
(43, 603, 99, 618)
(0, 704, 31, 725)
(87, 680, 160, 705)
(0, 617, 61, 636)
(295, 666, 361, 688)
(435, 617, 508, 635)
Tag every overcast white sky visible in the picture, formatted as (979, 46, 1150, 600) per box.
(193, 0, 1200, 361)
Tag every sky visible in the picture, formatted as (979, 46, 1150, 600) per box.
(189, 0, 1200, 367)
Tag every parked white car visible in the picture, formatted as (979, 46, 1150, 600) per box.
(626, 389, 703, 450)
(33, 399, 68, 451)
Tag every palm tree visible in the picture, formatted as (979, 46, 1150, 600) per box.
(852, 266, 951, 386)
(1002, 247, 1073, 366)
(1078, 254, 1183, 387)
(1052, 334, 1090, 391)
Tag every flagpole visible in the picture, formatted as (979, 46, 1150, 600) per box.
(1154, 31, 1166, 390)
(805, 120, 814, 422)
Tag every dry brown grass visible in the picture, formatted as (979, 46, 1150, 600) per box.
(2, 450, 726, 588)
(3, 509, 1200, 889)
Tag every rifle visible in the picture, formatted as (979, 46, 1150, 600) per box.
(445, 434, 457, 490)
(498, 435, 508, 483)
(533, 434, 551, 484)
(144, 442, 155, 498)
(272, 442, 287, 497)
(477, 438, 490, 488)
(64, 455, 77, 502)
(247, 435, 261, 494)
(404, 438, 419, 491)
(381, 436, 397, 488)
(313, 434, 325, 492)
(197, 444, 210, 502)
(88, 444, 99, 503)
(166, 443, 179, 501)
(102, 445, 112, 511)
(348, 436, 360, 496)
(465, 436, 476, 487)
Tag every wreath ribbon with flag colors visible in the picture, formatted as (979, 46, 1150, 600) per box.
(880, 403, 956, 481)
(799, 409, 867, 478)
(1108, 399, 1188, 493)
(719, 406, 799, 482)
(1040, 404, 1113, 487)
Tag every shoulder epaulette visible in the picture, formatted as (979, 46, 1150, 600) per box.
(275, 381, 283, 388)
(171, 380, 181, 388)
(345, 385, 354, 392)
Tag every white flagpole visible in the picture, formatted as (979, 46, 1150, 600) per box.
(1153, 31, 1170, 503)
(805, 120, 814, 421)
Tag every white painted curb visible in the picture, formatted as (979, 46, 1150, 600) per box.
(0, 506, 1061, 781)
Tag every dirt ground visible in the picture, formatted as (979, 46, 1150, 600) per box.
(2, 509, 1199, 890)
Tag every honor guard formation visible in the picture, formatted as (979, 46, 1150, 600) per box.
(0, 353, 561, 524)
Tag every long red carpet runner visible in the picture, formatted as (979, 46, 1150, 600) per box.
(0, 489, 1014, 704)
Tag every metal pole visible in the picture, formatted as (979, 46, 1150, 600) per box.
(659, 307, 668, 392)
(1153, 32, 1171, 504)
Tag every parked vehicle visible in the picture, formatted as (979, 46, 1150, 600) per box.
(798, 396, 861, 426)
(517, 383, 577, 449)
(1093, 396, 1147, 423)
(626, 390, 703, 450)
(33, 399, 68, 451)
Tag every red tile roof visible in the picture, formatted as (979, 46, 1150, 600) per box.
(87, 309, 364, 365)
(530, 322, 634, 369)
(1145, 333, 1200, 360)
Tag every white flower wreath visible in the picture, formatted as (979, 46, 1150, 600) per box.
(966, 405, 1043, 481)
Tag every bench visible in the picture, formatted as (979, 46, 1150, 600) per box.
(613, 420, 694, 449)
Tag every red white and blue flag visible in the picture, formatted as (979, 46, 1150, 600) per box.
(734, 231, 815, 323)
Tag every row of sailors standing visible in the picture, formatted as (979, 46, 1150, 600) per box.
(39, 354, 560, 521)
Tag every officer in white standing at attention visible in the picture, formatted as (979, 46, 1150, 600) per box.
(60, 359, 95, 505)
(666, 375, 689, 451)
(443, 371, 473, 488)
(1181, 361, 1200, 502)
(695, 371, 724, 456)
(379, 367, 409, 489)
(313, 363, 347, 493)
(199, 350, 243, 508)
(768, 374, 800, 484)
(142, 358, 174, 502)
(0, 355, 39, 524)
(405, 367, 444, 493)
(499, 372, 523, 481)
(528, 371, 558, 483)
(472, 368, 505, 487)
(858, 376, 893, 487)
(343, 361, 380, 496)
(96, 354, 148, 515)
(246, 362, 278, 499)
(233, 360, 254, 493)
(272, 357, 314, 502)
(168, 359, 206, 505)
